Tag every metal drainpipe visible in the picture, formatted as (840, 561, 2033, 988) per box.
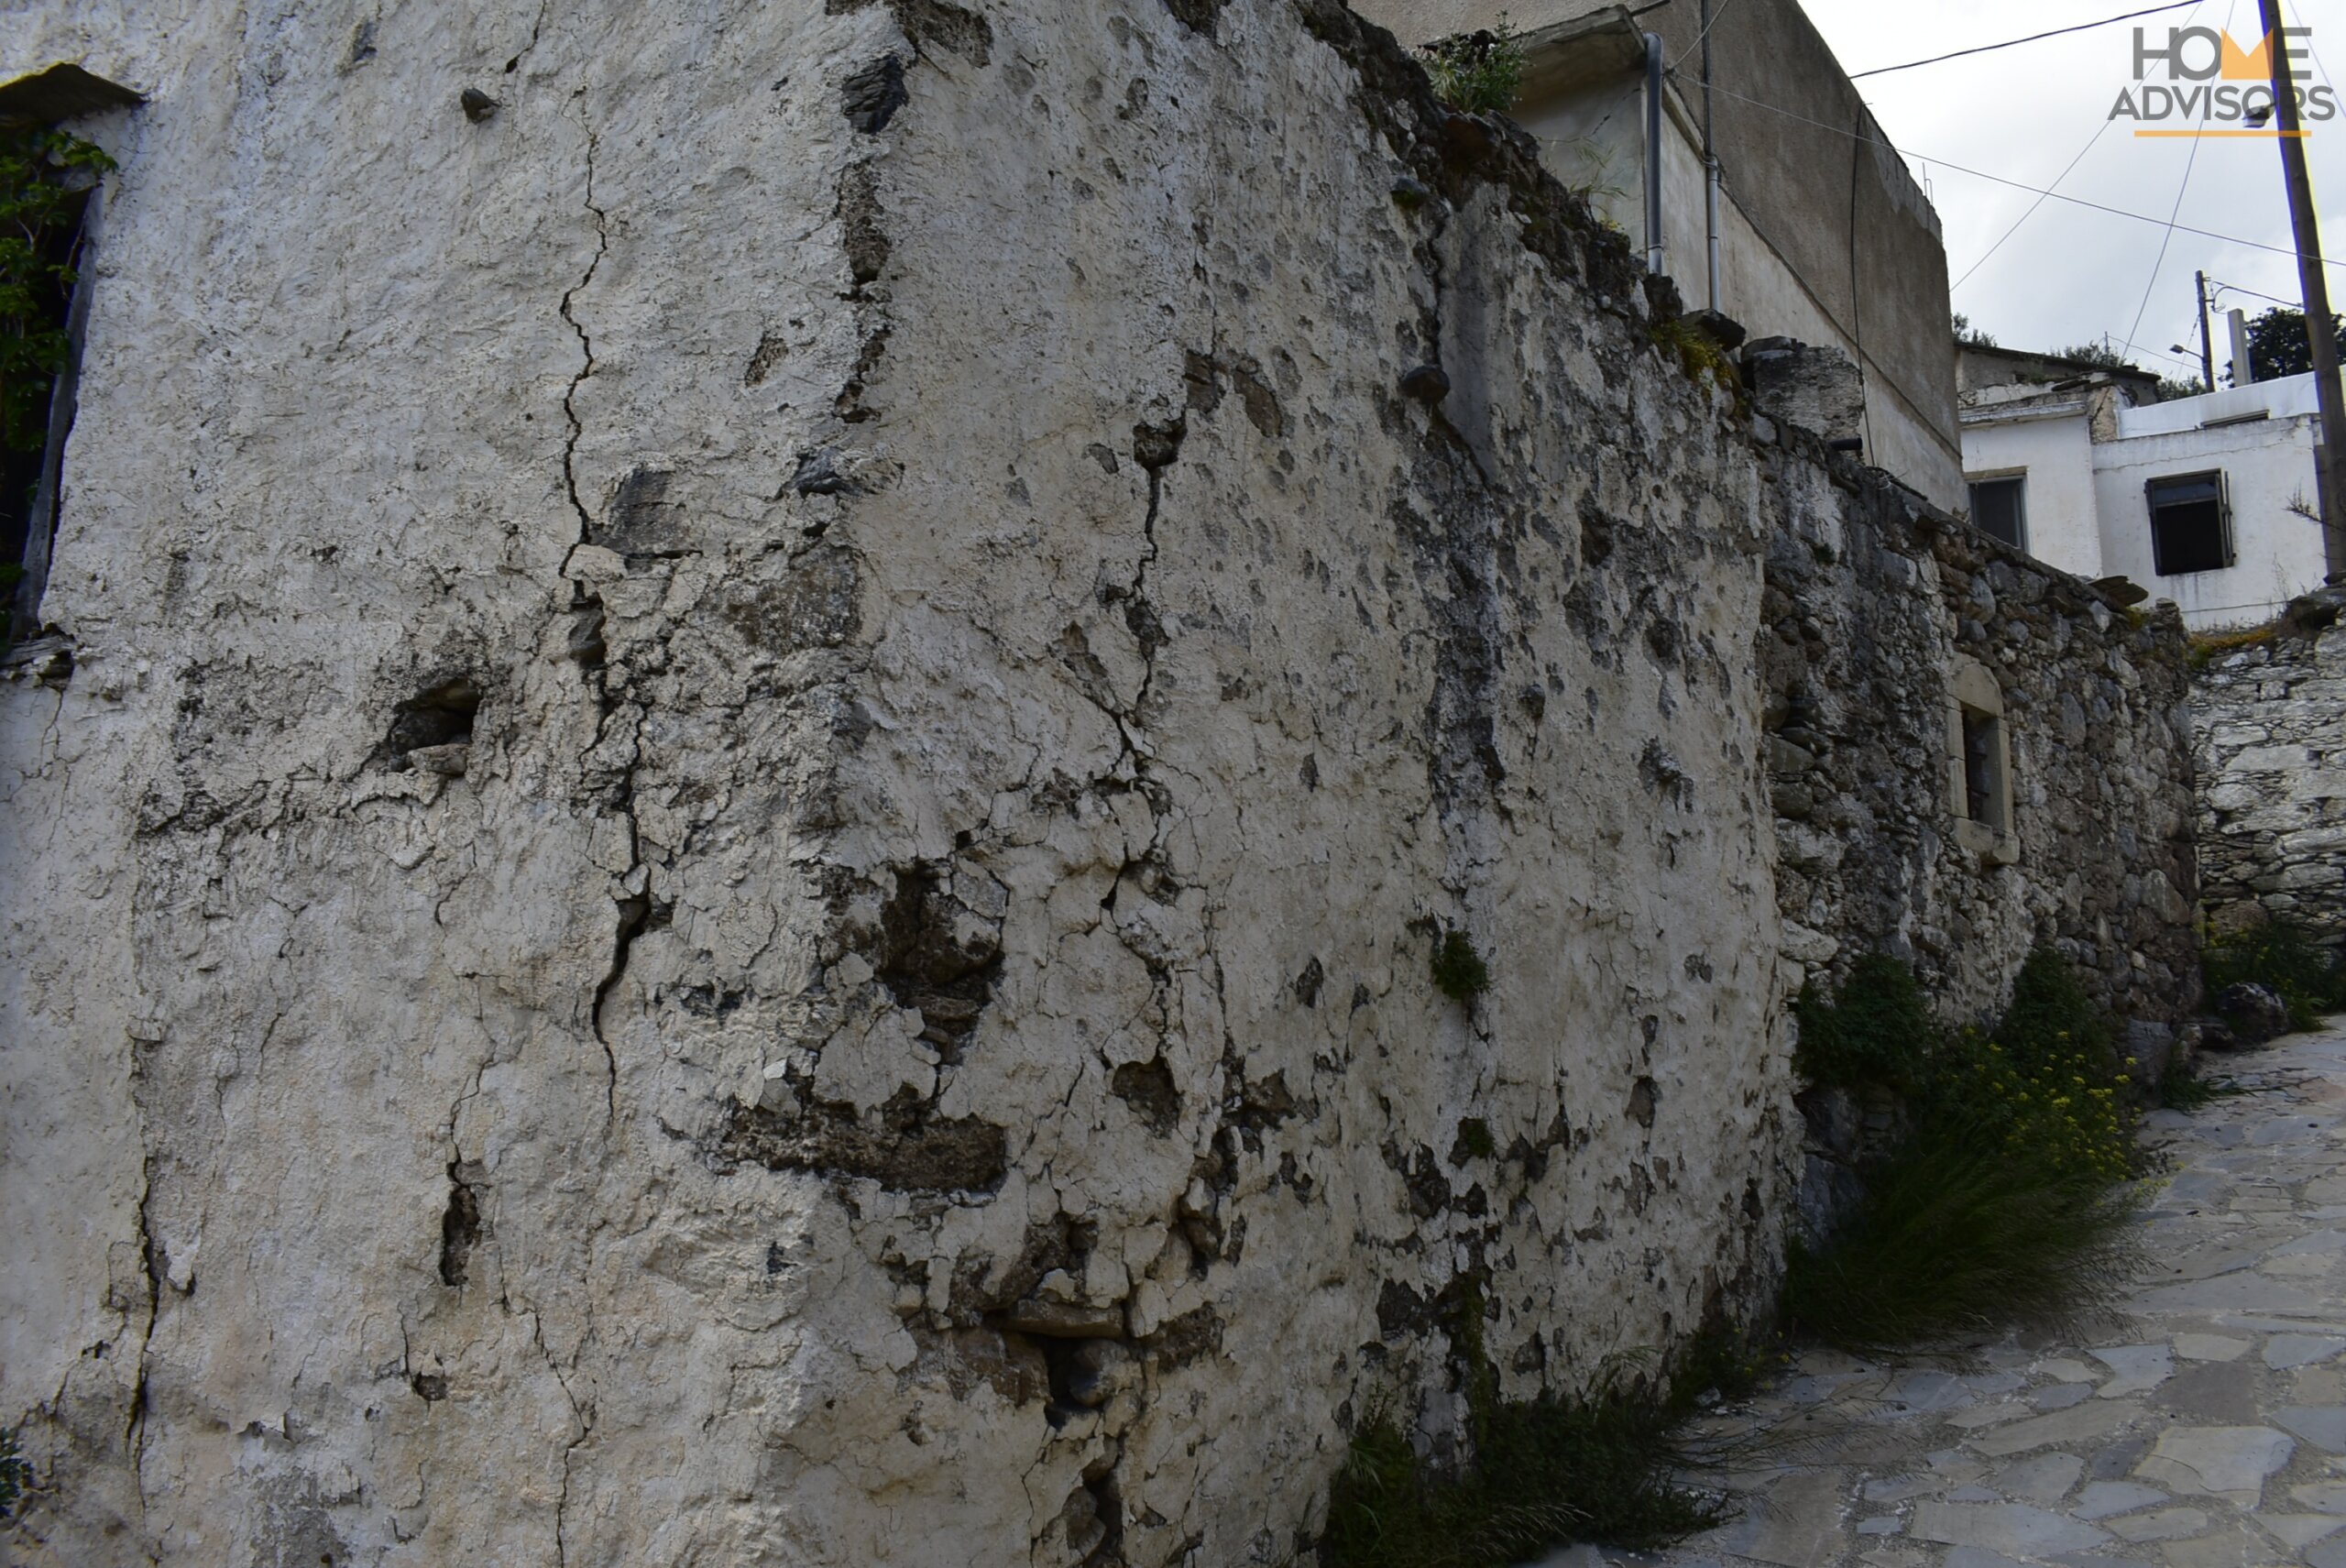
(1642, 32, 1664, 276)
(1705, 164, 1722, 311)
(1701, 0, 1721, 311)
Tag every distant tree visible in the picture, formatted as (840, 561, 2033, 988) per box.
(2051, 340, 2134, 370)
(1952, 313, 1998, 348)
(2244, 304, 2344, 382)
(2154, 375, 2206, 401)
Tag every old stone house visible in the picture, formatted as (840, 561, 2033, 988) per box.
(0, 3, 2194, 1565)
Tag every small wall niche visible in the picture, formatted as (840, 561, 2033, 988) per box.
(1946, 656, 2017, 865)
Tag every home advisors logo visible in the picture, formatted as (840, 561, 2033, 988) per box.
(2110, 25, 2337, 136)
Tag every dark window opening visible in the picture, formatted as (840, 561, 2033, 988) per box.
(1, 161, 95, 641)
(2146, 470, 2231, 576)
(1961, 707, 2003, 830)
(1968, 475, 2027, 550)
(0, 67, 140, 645)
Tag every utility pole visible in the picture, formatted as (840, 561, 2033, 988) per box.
(2195, 269, 2216, 391)
(2261, 0, 2346, 578)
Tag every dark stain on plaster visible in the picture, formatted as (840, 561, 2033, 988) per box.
(744, 331, 789, 387)
(1161, 0, 1229, 37)
(872, 863, 1003, 1055)
(722, 545, 862, 652)
(1110, 1057, 1181, 1133)
(826, 0, 993, 64)
(595, 464, 694, 556)
(438, 1160, 484, 1287)
(837, 163, 891, 285)
(841, 52, 907, 132)
(1182, 348, 1286, 438)
(718, 1091, 1009, 1194)
(372, 675, 480, 770)
(837, 325, 892, 422)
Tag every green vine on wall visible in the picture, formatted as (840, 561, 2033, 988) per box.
(1, 126, 113, 455)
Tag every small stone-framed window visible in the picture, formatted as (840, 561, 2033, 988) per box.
(1967, 472, 2027, 551)
(2145, 469, 2231, 576)
(1946, 656, 2017, 865)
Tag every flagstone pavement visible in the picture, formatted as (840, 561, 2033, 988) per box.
(1537, 1017, 2346, 1568)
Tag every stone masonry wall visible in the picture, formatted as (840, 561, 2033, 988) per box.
(2192, 587, 2346, 952)
(1759, 432, 2201, 1039)
(3, 5, 1793, 1563)
(0, 4, 2197, 1566)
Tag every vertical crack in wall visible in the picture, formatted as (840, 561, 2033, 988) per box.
(1118, 416, 1179, 720)
(558, 110, 608, 543)
(532, 1308, 592, 1568)
(124, 1153, 162, 1513)
(553, 102, 638, 1121)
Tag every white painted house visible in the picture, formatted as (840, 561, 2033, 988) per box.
(1958, 344, 2338, 629)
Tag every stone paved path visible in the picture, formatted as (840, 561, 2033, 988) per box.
(1535, 1019, 2346, 1568)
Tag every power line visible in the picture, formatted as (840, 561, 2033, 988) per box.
(2121, 0, 2224, 360)
(1847, 0, 2201, 79)
(1950, 116, 2115, 291)
(1687, 75, 2346, 271)
(2283, 0, 2334, 89)
(2209, 278, 2304, 308)
(1943, 0, 2216, 294)
(1670, 0, 1742, 70)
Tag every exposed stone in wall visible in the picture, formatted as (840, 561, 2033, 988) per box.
(2192, 586, 2346, 951)
(1, 4, 1791, 1563)
(1757, 437, 2198, 1032)
(0, 3, 2197, 1564)
(1750, 412, 2200, 1227)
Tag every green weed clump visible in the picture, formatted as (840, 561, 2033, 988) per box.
(1419, 17, 1528, 115)
(1792, 953, 1935, 1090)
(1647, 314, 1740, 396)
(2186, 623, 2275, 669)
(1782, 1110, 2143, 1354)
(1783, 947, 2147, 1354)
(0, 1425, 24, 1520)
(1431, 929, 1491, 1002)
(2204, 918, 2346, 1032)
(2158, 1058, 2245, 1112)
(1322, 1365, 1729, 1568)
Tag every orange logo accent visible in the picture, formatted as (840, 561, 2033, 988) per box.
(2220, 29, 2271, 80)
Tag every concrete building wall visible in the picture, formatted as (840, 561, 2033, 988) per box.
(0, 4, 2194, 1565)
(1354, 0, 1964, 510)
(1960, 411, 2103, 582)
(2091, 411, 2329, 630)
(1958, 368, 2337, 629)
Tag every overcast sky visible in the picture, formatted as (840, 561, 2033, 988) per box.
(1793, 0, 2342, 382)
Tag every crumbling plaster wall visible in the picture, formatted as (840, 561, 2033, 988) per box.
(1757, 427, 2201, 1037)
(3, 3, 1803, 1564)
(2192, 588, 2346, 951)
